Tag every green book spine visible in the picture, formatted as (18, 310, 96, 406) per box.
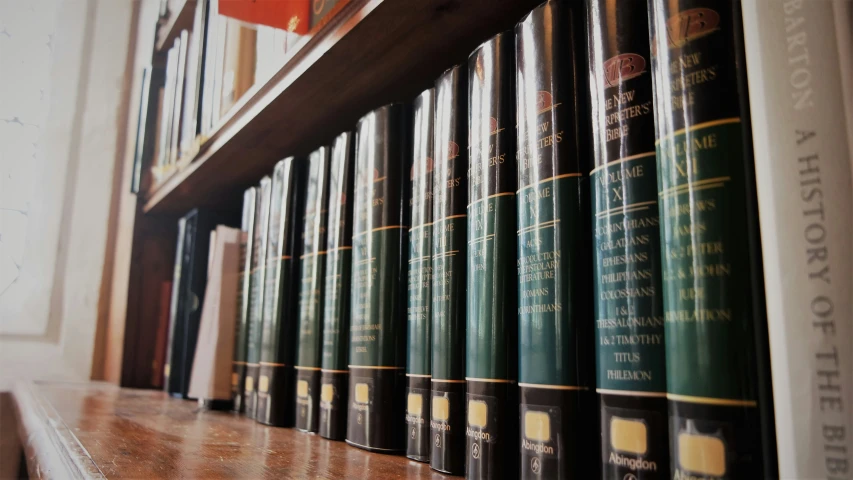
(466, 31, 518, 479)
(430, 64, 467, 476)
(319, 131, 355, 441)
(406, 88, 435, 463)
(231, 187, 257, 413)
(256, 158, 304, 427)
(295, 146, 331, 433)
(346, 103, 411, 452)
(648, 0, 770, 477)
(588, 0, 669, 477)
(244, 176, 272, 420)
(515, 2, 595, 478)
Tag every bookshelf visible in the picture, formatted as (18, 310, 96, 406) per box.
(116, 0, 543, 472)
(142, 0, 543, 214)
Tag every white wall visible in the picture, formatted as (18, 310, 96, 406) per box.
(0, 0, 137, 390)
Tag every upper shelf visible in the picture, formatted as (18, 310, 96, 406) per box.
(143, 0, 543, 215)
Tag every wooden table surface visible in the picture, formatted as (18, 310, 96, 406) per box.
(11, 381, 454, 479)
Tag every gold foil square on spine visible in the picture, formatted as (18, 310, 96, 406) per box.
(524, 411, 551, 442)
(245, 376, 254, 392)
(468, 400, 488, 428)
(259, 375, 269, 393)
(432, 397, 450, 421)
(678, 433, 727, 477)
(407, 393, 423, 416)
(297, 380, 309, 398)
(321, 384, 334, 403)
(610, 417, 647, 455)
(355, 383, 369, 404)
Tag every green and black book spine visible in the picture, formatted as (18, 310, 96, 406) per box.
(346, 103, 412, 453)
(295, 146, 331, 433)
(256, 158, 304, 427)
(319, 131, 355, 441)
(430, 64, 467, 476)
(515, 2, 595, 478)
(648, 0, 771, 477)
(588, 0, 669, 477)
(231, 187, 257, 413)
(244, 176, 272, 419)
(406, 88, 435, 463)
(466, 32, 518, 480)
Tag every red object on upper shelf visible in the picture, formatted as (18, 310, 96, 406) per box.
(218, 0, 310, 33)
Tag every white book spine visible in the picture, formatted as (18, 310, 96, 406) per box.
(742, 0, 853, 478)
(170, 30, 189, 165)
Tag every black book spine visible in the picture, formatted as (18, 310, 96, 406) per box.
(256, 159, 305, 427)
(466, 31, 518, 480)
(164, 216, 188, 396)
(231, 187, 257, 413)
(346, 103, 412, 452)
(648, 0, 774, 477)
(244, 177, 273, 419)
(295, 147, 332, 433)
(406, 88, 435, 463)
(515, 2, 595, 478)
(430, 64, 467, 476)
(319, 131, 356, 441)
(588, 0, 670, 477)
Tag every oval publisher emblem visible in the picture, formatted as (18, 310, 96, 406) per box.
(603, 53, 646, 87)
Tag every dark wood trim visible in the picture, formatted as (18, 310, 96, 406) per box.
(156, 0, 198, 52)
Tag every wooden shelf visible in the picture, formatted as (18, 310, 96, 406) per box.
(156, 0, 197, 52)
(12, 381, 447, 478)
(143, 0, 543, 215)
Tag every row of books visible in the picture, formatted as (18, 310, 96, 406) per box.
(161, 0, 853, 478)
(145, 0, 343, 185)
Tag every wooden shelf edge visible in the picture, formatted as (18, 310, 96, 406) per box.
(156, 0, 197, 52)
(12, 381, 104, 479)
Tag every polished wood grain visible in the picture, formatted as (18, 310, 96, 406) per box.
(143, 0, 543, 214)
(12, 382, 454, 479)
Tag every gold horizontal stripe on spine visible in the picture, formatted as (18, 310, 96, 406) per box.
(327, 246, 353, 252)
(467, 192, 515, 208)
(433, 250, 460, 258)
(666, 393, 757, 407)
(596, 388, 666, 398)
(348, 365, 405, 370)
(590, 151, 657, 174)
(320, 369, 349, 374)
(538, 102, 562, 115)
(466, 377, 516, 383)
(659, 176, 731, 197)
(595, 200, 658, 218)
(518, 383, 588, 391)
(259, 362, 287, 367)
(409, 222, 433, 230)
(353, 225, 407, 237)
(232, 361, 247, 365)
(517, 172, 583, 192)
(435, 214, 467, 222)
(294, 366, 322, 371)
(467, 234, 495, 245)
(246, 363, 259, 367)
(655, 117, 742, 144)
(249, 266, 265, 274)
(299, 251, 328, 259)
(517, 219, 560, 234)
(406, 374, 432, 378)
(408, 256, 430, 264)
(431, 379, 466, 384)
